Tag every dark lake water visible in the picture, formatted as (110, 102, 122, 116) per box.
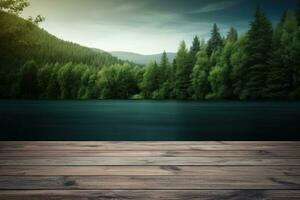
(0, 100, 300, 141)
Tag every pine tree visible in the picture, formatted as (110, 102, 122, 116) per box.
(206, 24, 223, 57)
(240, 3, 273, 100)
(208, 37, 236, 99)
(297, 0, 300, 25)
(281, 12, 300, 98)
(19, 60, 39, 98)
(174, 41, 190, 99)
(155, 51, 172, 99)
(231, 36, 247, 99)
(292, 29, 300, 99)
(158, 51, 169, 85)
(226, 27, 238, 43)
(266, 12, 296, 99)
(141, 62, 159, 99)
(189, 36, 201, 66)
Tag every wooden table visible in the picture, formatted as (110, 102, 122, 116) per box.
(0, 142, 300, 199)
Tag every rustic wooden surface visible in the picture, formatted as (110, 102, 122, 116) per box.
(0, 142, 300, 199)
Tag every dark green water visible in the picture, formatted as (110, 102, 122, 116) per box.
(0, 100, 300, 141)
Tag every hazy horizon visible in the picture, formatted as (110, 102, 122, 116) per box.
(22, 0, 297, 54)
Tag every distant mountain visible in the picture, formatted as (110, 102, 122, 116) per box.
(111, 51, 176, 65)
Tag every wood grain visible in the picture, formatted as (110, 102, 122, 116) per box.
(1, 175, 300, 190)
(1, 150, 299, 157)
(1, 166, 299, 176)
(1, 190, 300, 200)
(1, 156, 300, 166)
(1, 141, 300, 151)
(0, 141, 299, 199)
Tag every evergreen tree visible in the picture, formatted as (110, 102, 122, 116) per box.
(297, 0, 300, 25)
(266, 12, 296, 99)
(191, 49, 211, 99)
(140, 62, 159, 99)
(174, 41, 191, 99)
(19, 60, 39, 98)
(46, 63, 61, 99)
(154, 51, 172, 99)
(230, 35, 247, 99)
(206, 24, 223, 57)
(189, 36, 201, 66)
(291, 28, 300, 99)
(226, 27, 238, 43)
(57, 62, 75, 99)
(158, 51, 169, 85)
(241, 3, 273, 100)
(37, 63, 52, 98)
(280, 12, 300, 98)
(208, 37, 236, 99)
(169, 59, 177, 99)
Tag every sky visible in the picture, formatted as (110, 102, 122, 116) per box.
(22, 0, 298, 54)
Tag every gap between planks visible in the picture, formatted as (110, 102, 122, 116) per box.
(1, 190, 300, 200)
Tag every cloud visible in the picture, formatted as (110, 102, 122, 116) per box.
(22, 0, 292, 54)
(190, 1, 240, 14)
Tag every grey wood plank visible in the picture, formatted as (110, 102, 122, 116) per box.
(0, 175, 300, 190)
(1, 157, 300, 166)
(1, 142, 300, 151)
(1, 166, 300, 176)
(1, 150, 299, 157)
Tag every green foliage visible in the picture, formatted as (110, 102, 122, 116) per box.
(140, 62, 160, 98)
(0, 11, 126, 99)
(208, 39, 236, 99)
(28, 14, 45, 25)
(0, 0, 29, 15)
(265, 12, 298, 99)
(230, 36, 247, 98)
(226, 27, 238, 43)
(1, 2, 300, 101)
(19, 60, 39, 98)
(207, 65, 224, 99)
(240, 4, 273, 100)
(297, 0, 300, 24)
(189, 36, 201, 66)
(0, 11, 121, 71)
(98, 64, 139, 99)
(174, 41, 191, 99)
(191, 49, 211, 99)
(206, 24, 223, 57)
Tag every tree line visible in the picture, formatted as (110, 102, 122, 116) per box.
(140, 3, 300, 100)
(1, 1, 300, 100)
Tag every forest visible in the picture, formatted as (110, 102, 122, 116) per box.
(0, 0, 300, 100)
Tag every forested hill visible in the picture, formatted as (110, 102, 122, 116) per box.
(0, 10, 122, 72)
(0, 10, 140, 99)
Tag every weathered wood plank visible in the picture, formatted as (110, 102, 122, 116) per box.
(1, 150, 299, 157)
(1, 190, 300, 200)
(1, 166, 300, 176)
(0, 142, 299, 199)
(1, 175, 300, 190)
(1, 142, 300, 151)
(1, 157, 300, 166)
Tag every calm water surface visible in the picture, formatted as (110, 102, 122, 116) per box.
(0, 100, 300, 141)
